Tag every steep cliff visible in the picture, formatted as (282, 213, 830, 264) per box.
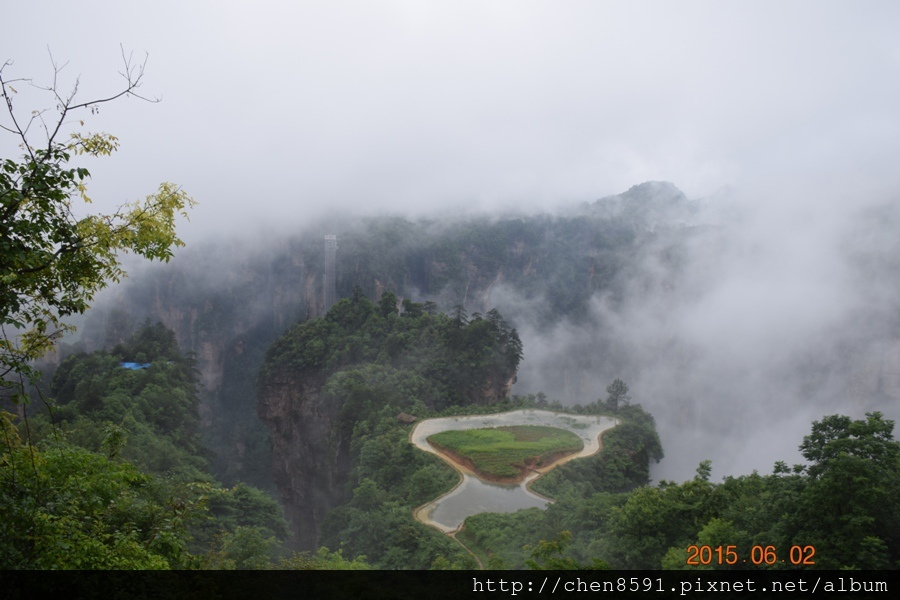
(256, 292, 521, 549)
(257, 371, 351, 549)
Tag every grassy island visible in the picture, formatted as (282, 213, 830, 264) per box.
(427, 425, 583, 482)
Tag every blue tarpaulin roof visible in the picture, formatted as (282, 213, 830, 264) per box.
(120, 362, 151, 370)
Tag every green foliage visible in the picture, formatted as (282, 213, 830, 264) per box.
(604, 378, 630, 413)
(261, 290, 522, 411)
(316, 407, 469, 568)
(319, 500, 475, 570)
(526, 530, 610, 570)
(589, 414, 899, 570)
(4, 323, 288, 569)
(452, 398, 900, 571)
(695, 459, 712, 482)
(532, 402, 663, 498)
(799, 412, 899, 478)
(70, 184, 688, 519)
(0, 415, 204, 569)
(428, 426, 583, 480)
(201, 526, 282, 570)
(449, 392, 664, 569)
(790, 412, 900, 569)
(0, 58, 194, 405)
(600, 473, 718, 569)
(194, 482, 288, 558)
(259, 294, 524, 566)
(45, 323, 205, 480)
(277, 547, 372, 570)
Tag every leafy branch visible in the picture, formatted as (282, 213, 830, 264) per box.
(0, 50, 194, 405)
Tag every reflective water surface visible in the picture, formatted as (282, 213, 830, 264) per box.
(410, 410, 618, 532)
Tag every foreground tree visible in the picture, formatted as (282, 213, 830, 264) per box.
(0, 49, 194, 404)
(792, 412, 900, 569)
(0, 412, 205, 569)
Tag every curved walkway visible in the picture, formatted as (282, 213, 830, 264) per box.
(410, 409, 618, 566)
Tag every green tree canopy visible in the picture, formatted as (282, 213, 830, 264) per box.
(604, 378, 630, 412)
(0, 412, 204, 569)
(793, 412, 900, 568)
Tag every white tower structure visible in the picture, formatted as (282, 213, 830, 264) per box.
(323, 235, 338, 313)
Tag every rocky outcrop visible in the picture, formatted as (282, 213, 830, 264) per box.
(81, 181, 695, 426)
(257, 371, 354, 550)
(257, 364, 517, 549)
(255, 289, 523, 549)
(258, 355, 519, 548)
(477, 373, 518, 406)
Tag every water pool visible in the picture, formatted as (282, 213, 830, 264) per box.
(410, 409, 618, 533)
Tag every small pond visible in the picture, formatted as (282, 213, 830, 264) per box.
(410, 410, 618, 533)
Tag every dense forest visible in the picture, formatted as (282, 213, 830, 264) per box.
(1, 323, 292, 568)
(257, 289, 523, 558)
(66, 182, 900, 492)
(5, 308, 898, 569)
(55, 181, 699, 490)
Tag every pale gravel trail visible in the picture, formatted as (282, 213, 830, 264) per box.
(409, 409, 618, 567)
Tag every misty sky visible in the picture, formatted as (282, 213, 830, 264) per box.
(3, 1, 899, 240)
(6, 2, 900, 482)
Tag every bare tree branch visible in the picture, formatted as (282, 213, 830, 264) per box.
(65, 45, 160, 110)
(2, 47, 159, 157)
(0, 64, 37, 161)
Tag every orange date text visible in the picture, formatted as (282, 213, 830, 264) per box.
(685, 544, 816, 566)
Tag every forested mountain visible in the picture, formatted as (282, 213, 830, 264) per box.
(63, 181, 900, 488)
(10, 180, 898, 569)
(258, 289, 522, 551)
(59, 181, 702, 488)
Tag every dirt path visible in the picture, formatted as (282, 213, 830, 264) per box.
(449, 529, 484, 570)
(409, 410, 619, 568)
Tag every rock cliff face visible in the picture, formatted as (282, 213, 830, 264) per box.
(257, 364, 516, 549)
(255, 290, 522, 549)
(257, 371, 354, 550)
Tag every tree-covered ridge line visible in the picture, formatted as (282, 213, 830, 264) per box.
(259, 288, 523, 411)
(326, 182, 692, 319)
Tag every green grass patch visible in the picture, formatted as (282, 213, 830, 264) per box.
(427, 426, 583, 481)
